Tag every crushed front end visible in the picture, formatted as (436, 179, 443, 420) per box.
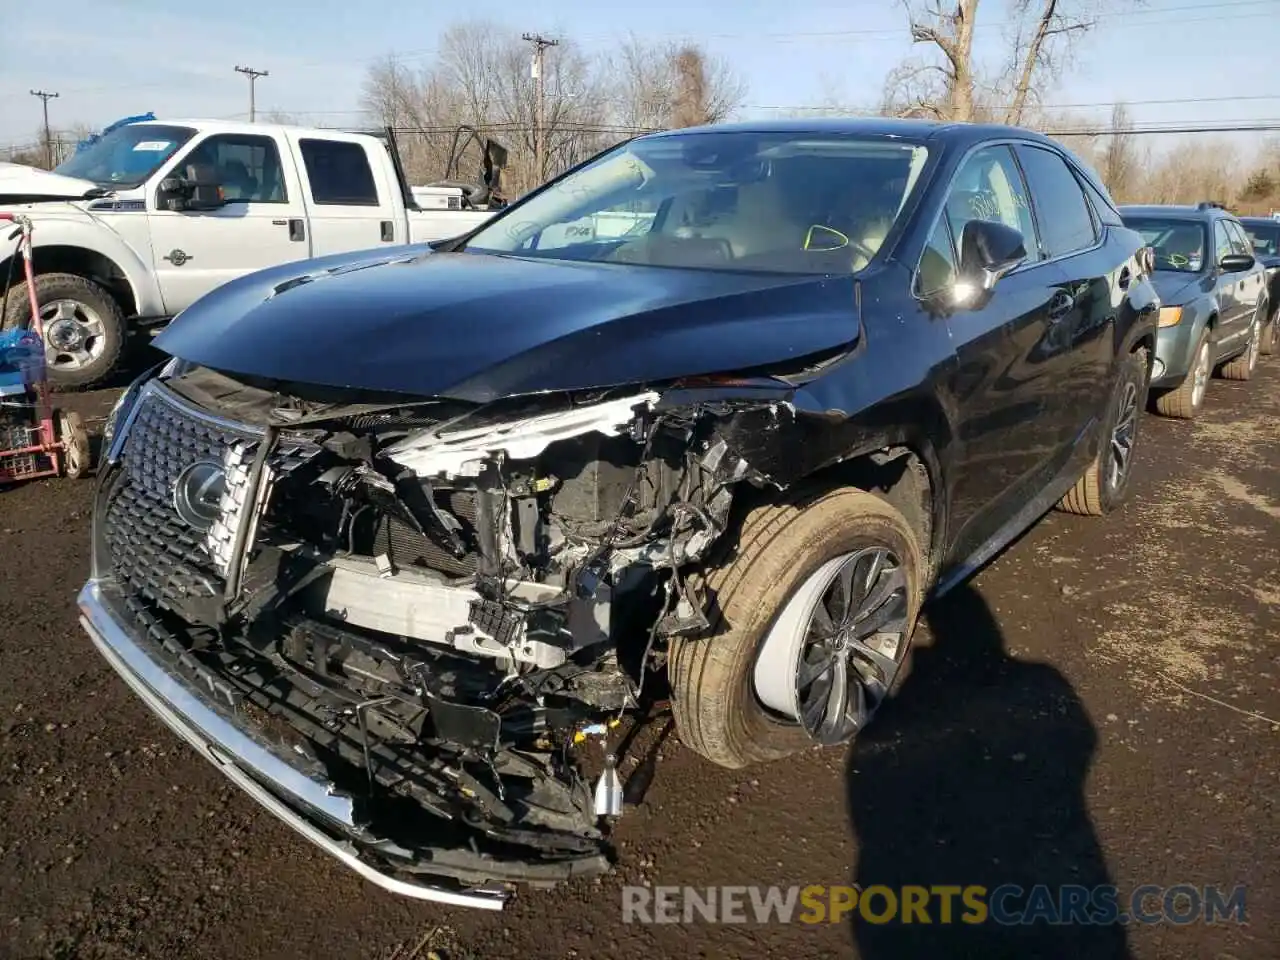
(79, 363, 782, 905)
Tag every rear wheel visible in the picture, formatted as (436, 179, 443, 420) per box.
(669, 487, 924, 769)
(1058, 347, 1148, 517)
(1153, 331, 1211, 420)
(1219, 311, 1262, 381)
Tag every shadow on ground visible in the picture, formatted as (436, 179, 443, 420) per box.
(845, 583, 1134, 959)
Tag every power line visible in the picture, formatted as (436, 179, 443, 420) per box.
(44, 0, 1280, 100)
(234, 65, 269, 123)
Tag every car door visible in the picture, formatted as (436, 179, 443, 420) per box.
(935, 144, 1078, 567)
(285, 134, 404, 256)
(148, 130, 311, 314)
(1210, 218, 1246, 348)
(1225, 218, 1266, 321)
(1011, 143, 1115, 451)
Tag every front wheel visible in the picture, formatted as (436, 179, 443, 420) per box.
(1057, 347, 1149, 517)
(1153, 331, 1211, 420)
(669, 487, 924, 770)
(2, 273, 126, 391)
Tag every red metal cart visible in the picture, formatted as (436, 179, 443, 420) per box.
(0, 212, 90, 485)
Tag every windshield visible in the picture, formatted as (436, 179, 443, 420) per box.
(464, 132, 931, 274)
(1122, 217, 1208, 273)
(1243, 222, 1280, 257)
(54, 124, 196, 188)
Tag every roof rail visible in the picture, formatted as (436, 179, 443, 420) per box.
(1197, 200, 1226, 211)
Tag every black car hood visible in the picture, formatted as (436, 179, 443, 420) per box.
(1149, 271, 1204, 305)
(155, 248, 859, 403)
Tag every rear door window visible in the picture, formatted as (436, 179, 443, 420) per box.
(1013, 144, 1098, 259)
(298, 139, 380, 206)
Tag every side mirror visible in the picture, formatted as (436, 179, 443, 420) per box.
(959, 219, 1028, 293)
(157, 163, 225, 213)
(182, 163, 226, 211)
(1218, 252, 1255, 273)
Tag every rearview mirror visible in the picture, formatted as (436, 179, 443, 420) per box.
(959, 219, 1028, 293)
(1219, 252, 1255, 273)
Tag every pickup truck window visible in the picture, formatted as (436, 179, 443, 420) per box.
(54, 123, 196, 189)
(178, 134, 287, 203)
(298, 139, 379, 206)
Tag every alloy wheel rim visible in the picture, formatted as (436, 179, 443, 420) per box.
(754, 546, 911, 745)
(1108, 380, 1139, 492)
(1191, 342, 1210, 408)
(40, 299, 106, 371)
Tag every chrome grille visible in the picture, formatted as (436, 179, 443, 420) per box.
(103, 381, 320, 615)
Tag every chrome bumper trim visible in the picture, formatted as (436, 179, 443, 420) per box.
(77, 579, 507, 910)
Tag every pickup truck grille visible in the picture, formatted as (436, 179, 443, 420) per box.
(104, 382, 319, 617)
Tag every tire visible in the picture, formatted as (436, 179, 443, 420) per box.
(1057, 347, 1149, 517)
(1261, 316, 1276, 357)
(1153, 330, 1211, 420)
(56, 409, 91, 479)
(1219, 310, 1262, 381)
(669, 487, 924, 770)
(1, 273, 126, 391)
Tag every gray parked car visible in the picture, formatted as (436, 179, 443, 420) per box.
(1119, 202, 1270, 419)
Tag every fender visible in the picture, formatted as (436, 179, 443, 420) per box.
(0, 207, 165, 318)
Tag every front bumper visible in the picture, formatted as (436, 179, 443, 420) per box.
(77, 578, 508, 910)
(1151, 316, 1203, 389)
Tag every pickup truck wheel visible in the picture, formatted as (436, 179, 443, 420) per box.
(1219, 311, 1262, 381)
(1153, 331, 1211, 420)
(1057, 347, 1149, 517)
(2, 273, 125, 391)
(669, 487, 923, 770)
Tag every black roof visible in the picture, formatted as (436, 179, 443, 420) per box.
(640, 116, 1064, 151)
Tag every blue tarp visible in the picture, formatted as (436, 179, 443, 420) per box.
(0, 328, 42, 395)
(74, 112, 157, 155)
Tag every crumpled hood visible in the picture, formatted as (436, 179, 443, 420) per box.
(1148, 271, 1205, 306)
(154, 248, 860, 402)
(0, 162, 100, 204)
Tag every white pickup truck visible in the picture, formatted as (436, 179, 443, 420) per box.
(0, 119, 504, 388)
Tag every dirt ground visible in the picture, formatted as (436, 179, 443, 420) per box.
(0, 363, 1276, 960)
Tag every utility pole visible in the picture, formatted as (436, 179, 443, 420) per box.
(234, 65, 269, 122)
(30, 89, 59, 168)
(522, 33, 559, 182)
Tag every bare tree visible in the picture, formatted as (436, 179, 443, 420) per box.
(1099, 102, 1143, 202)
(887, 0, 1097, 123)
(610, 37, 745, 130)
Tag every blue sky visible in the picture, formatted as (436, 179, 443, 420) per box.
(2, 0, 1279, 154)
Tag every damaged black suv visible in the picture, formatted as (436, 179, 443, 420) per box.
(80, 119, 1159, 907)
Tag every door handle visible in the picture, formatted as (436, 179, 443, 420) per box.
(1118, 266, 1131, 290)
(1047, 291, 1075, 321)
(288, 219, 305, 242)
(380, 220, 394, 242)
